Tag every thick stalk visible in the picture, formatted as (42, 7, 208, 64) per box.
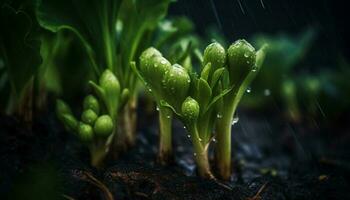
(215, 107, 234, 180)
(112, 97, 137, 157)
(188, 123, 214, 179)
(215, 92, 235, 180)
(157, 106, 173, 165)
(90, 144, 108, 168)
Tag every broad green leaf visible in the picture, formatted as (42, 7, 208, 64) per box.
(36, 0, 123, 74)
(0, 2, 41, 99)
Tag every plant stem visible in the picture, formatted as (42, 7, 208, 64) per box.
(188, 123, 214, 179)
(215, 106, 234, 180)
(90, 144, 108, 168)
(215, 91, 236, 180)
(158, 106, 173, 165)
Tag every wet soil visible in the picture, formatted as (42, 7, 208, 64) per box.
(1, 101, 350, 200)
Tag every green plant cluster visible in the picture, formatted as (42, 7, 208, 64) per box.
(1, 0, 270, 180)
(133, 41, 266, 179)
(56, 69, 128, 167)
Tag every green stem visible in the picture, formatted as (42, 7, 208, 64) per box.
(215, 102, 234, 180)
(214, 47, 266, 179)
(158, 106, 173, 165)
(90, 144, 108, 168)
(187, 123, 214, 179)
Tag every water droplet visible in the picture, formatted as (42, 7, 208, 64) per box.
(183, 126, 187, 129)
(244, 52, 249, 58)
(187, 80, 190, 83)
(199, 138, 202, 142)
(252, 64, 258, 72)
(187, 134, 191, 138)
(161, 60, 167, 65)
(264, 89, 271, 96)
(246, 88, 251, 93)
(213, 138, 217, 143)
(154, 64, 158, 68)
(231, 117, 239, 125)
(193, 153, 197, 156)
(217, 113, 223, 118)
(156, 106, 159, 111)
(166, 115, 171, 119)
(148, 88, 152, 92)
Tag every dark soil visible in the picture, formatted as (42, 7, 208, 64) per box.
(1, 101, 350, 200)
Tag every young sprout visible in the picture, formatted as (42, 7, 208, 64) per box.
(214, 40, 267, 180)
(132, 47, 191, 164)
(56, 69, 127, 167)
(89, 69, 129, 152)
(134, 44, 231, 178)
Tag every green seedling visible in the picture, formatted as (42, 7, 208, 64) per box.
(133, 43, 232, 178)
(57, 96, 113, 168)
(56, 69, 127, 167)
(132, 47, 190, 164)
(214, 40, 267, 180)
(36, 0, 172, 152)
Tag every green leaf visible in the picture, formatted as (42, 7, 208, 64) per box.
(155, 17, 194, 49)
(159, 99, 181, 116)
(209, 67, 225, 88)
(204, 86, 232, 114)
(0, 2, 42, 99)
(36, 0, 122, 74)
(196, 78, 212, 111)
(200, 63, 212, 81)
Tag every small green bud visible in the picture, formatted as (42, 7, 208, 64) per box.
(162, 64, 190, 109)
(181, 97, 200, 122)
(81, 109, 98, 125)
(61, 114, 78, 132)
(140, 47, 162, 62)
(203, 42, 226, 69)
(56, 99, 72, 116)
(98, 70, 120, 118)
(83, 95, 100, 115)
(94, 115, 114, 138)
(99, 69, 120, 96)
(78, 122, 94, 142)
(227, 39, 256, 84)
(140, 48, 171, 92)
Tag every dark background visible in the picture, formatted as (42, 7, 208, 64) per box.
(169, 0, 349, 67)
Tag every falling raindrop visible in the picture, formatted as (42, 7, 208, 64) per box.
(260, 0, 265, 9)
(209, 0, 222, 29)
